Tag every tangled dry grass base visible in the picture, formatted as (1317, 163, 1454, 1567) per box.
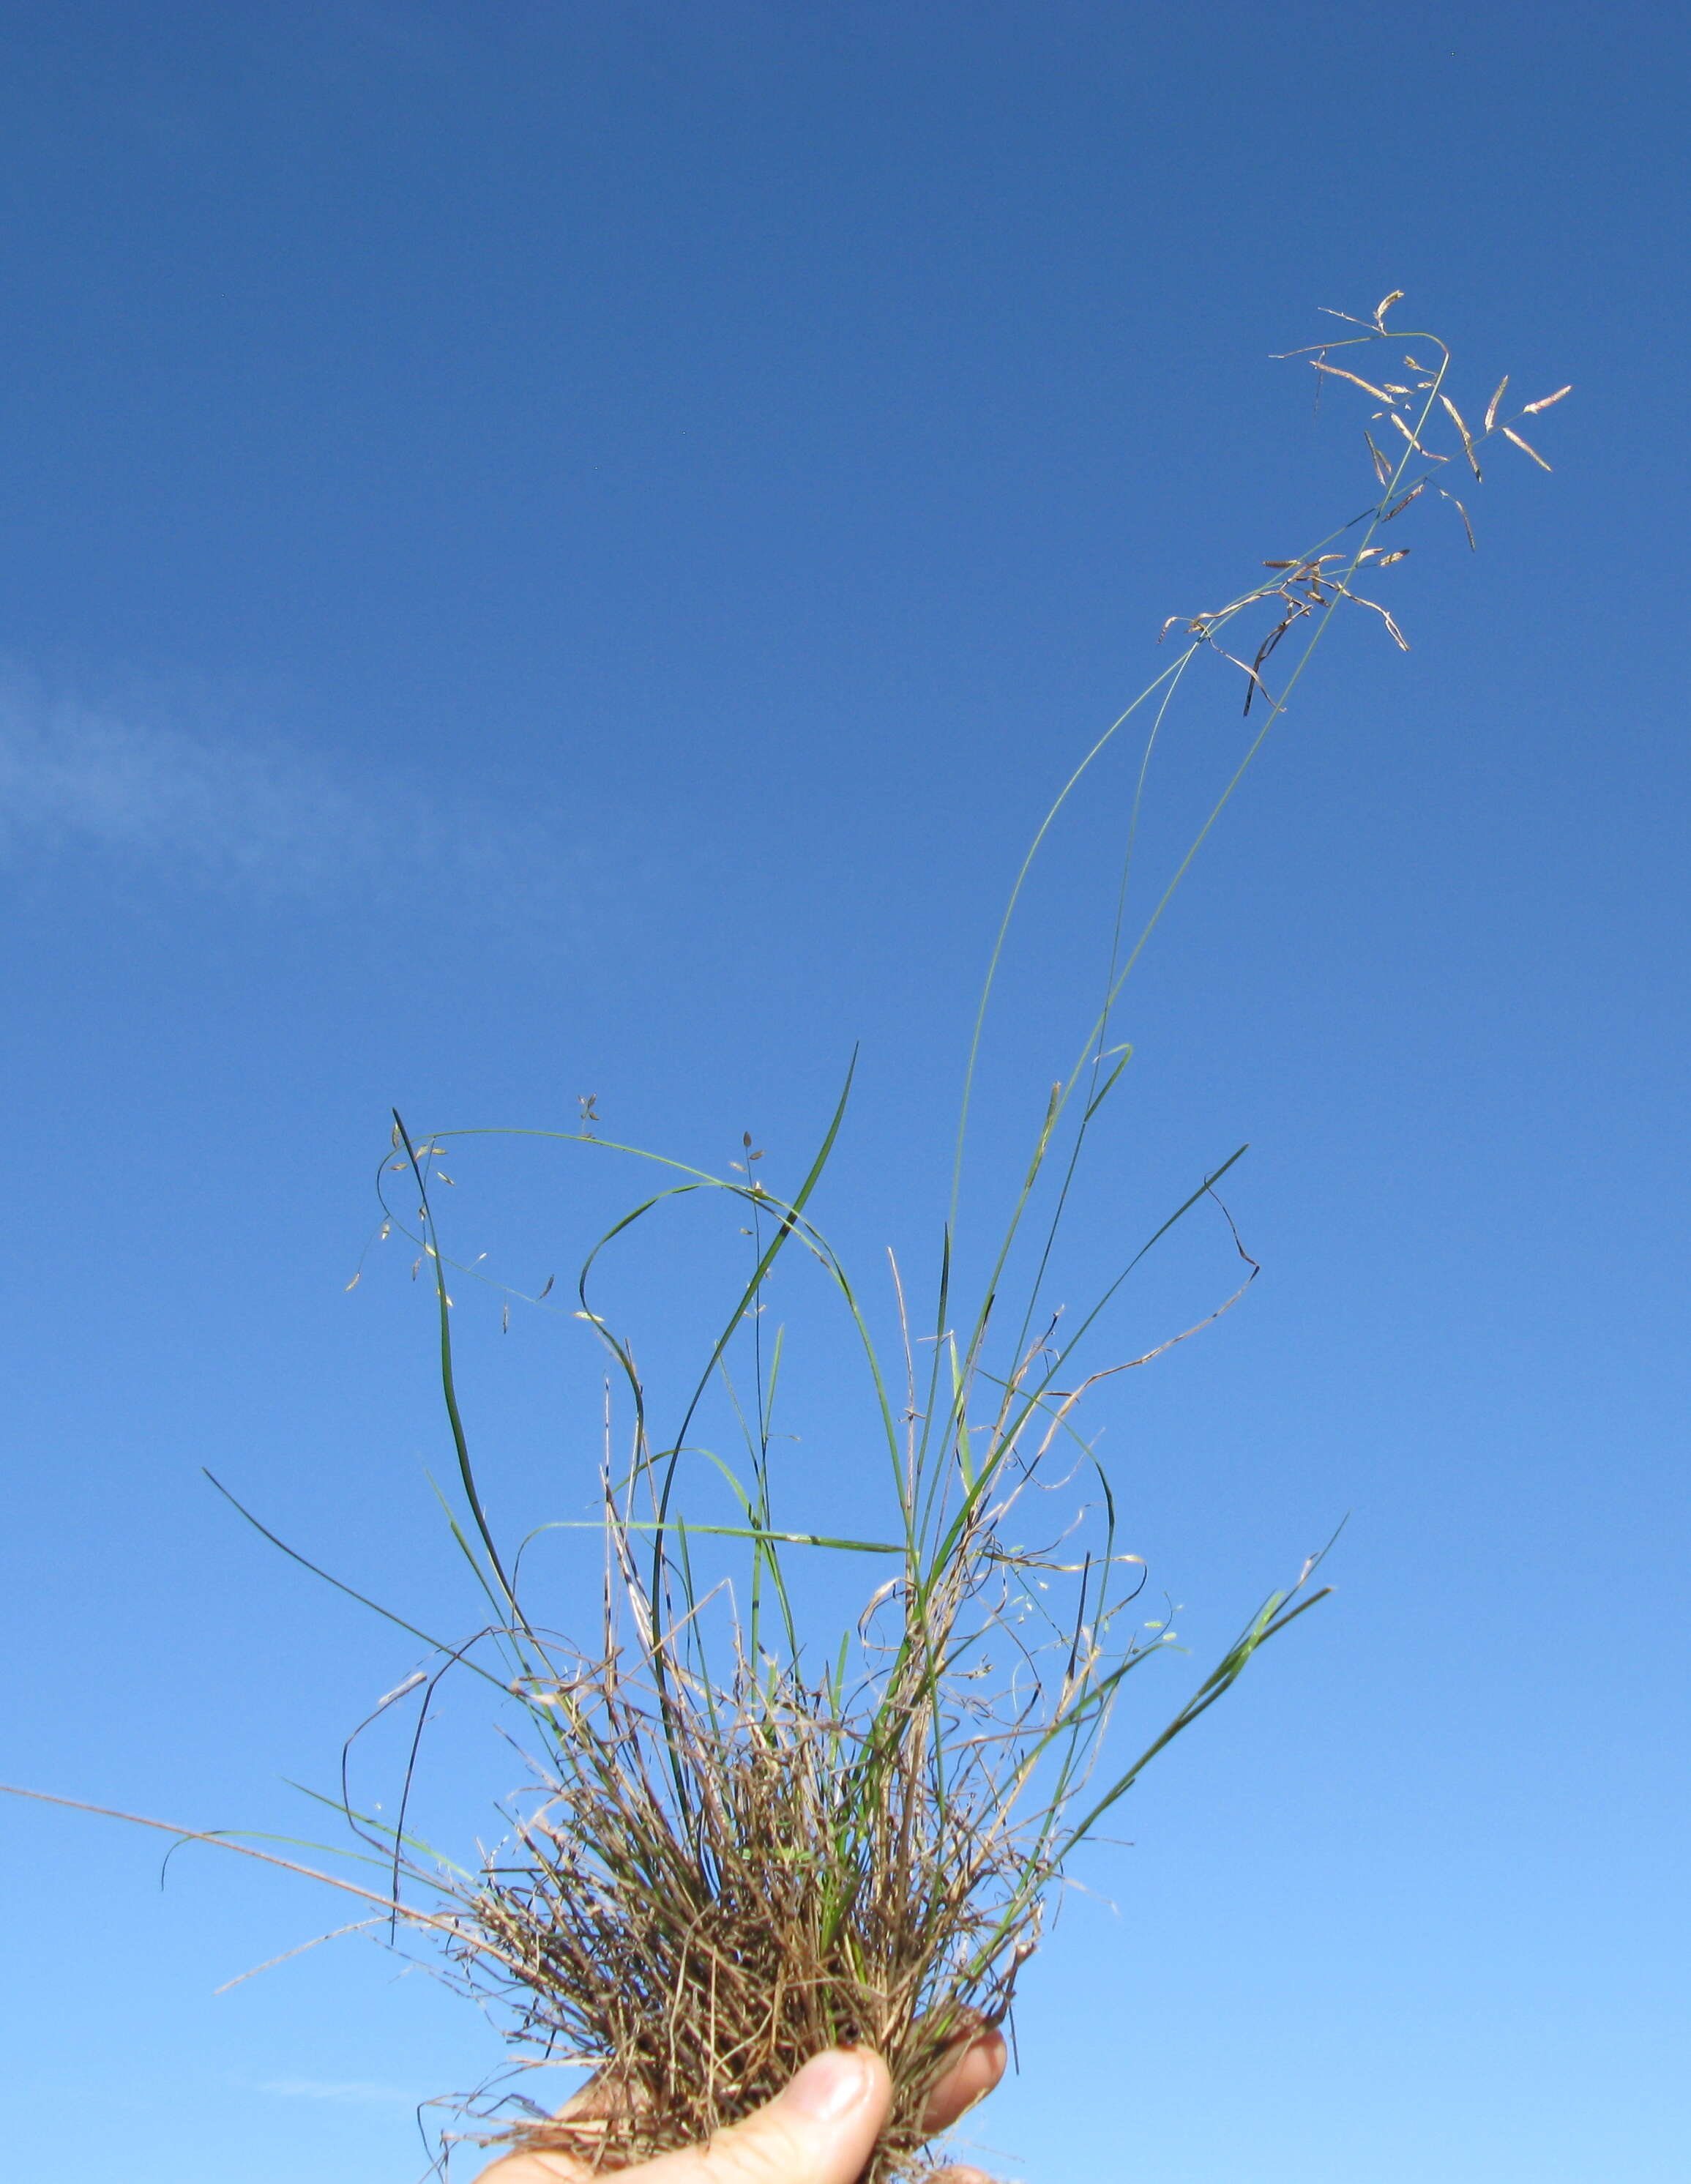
(450, 1670, 1035, 2182)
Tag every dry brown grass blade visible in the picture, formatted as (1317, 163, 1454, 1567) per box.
(0, 1783, 529, 1975)
(214, 1918, 386, 1994)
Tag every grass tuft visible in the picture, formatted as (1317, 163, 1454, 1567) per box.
(338, 297, 1569, 2179)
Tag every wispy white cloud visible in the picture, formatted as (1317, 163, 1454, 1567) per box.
(0, 668, 581, 908)
(254, 2076, 419, 2106)
(0, 679, 357, 881)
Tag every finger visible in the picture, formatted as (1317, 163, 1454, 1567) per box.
(476, 2064, 658, 2181)
(632, 2049, 892, 2184)
(477, 2049, 892, 2184)
(921, 2029, 1007, 2135)
(474, 2139, 593, 2182)
(474, 2133, 597, 2182)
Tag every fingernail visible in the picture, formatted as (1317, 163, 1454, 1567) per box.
(783, 2049, 873, 2123)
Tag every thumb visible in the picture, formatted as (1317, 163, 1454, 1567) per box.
(632, 2049, 892, 2184)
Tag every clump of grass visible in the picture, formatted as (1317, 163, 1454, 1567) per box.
(324, 297, 1565, 2179)
(392, 1231, 1316, 2174)
(5, 297, 1569, 2181)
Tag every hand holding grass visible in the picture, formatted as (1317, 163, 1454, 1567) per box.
(477, 2032, 1007, 2184)
(364, 297, 1566, 2177)
(1, 295, 1567, 2184)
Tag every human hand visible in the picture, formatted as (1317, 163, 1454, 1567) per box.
(475, 2031, 1007, 2184)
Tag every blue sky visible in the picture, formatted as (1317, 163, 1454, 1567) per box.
(1, 4, 1687, 2180)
